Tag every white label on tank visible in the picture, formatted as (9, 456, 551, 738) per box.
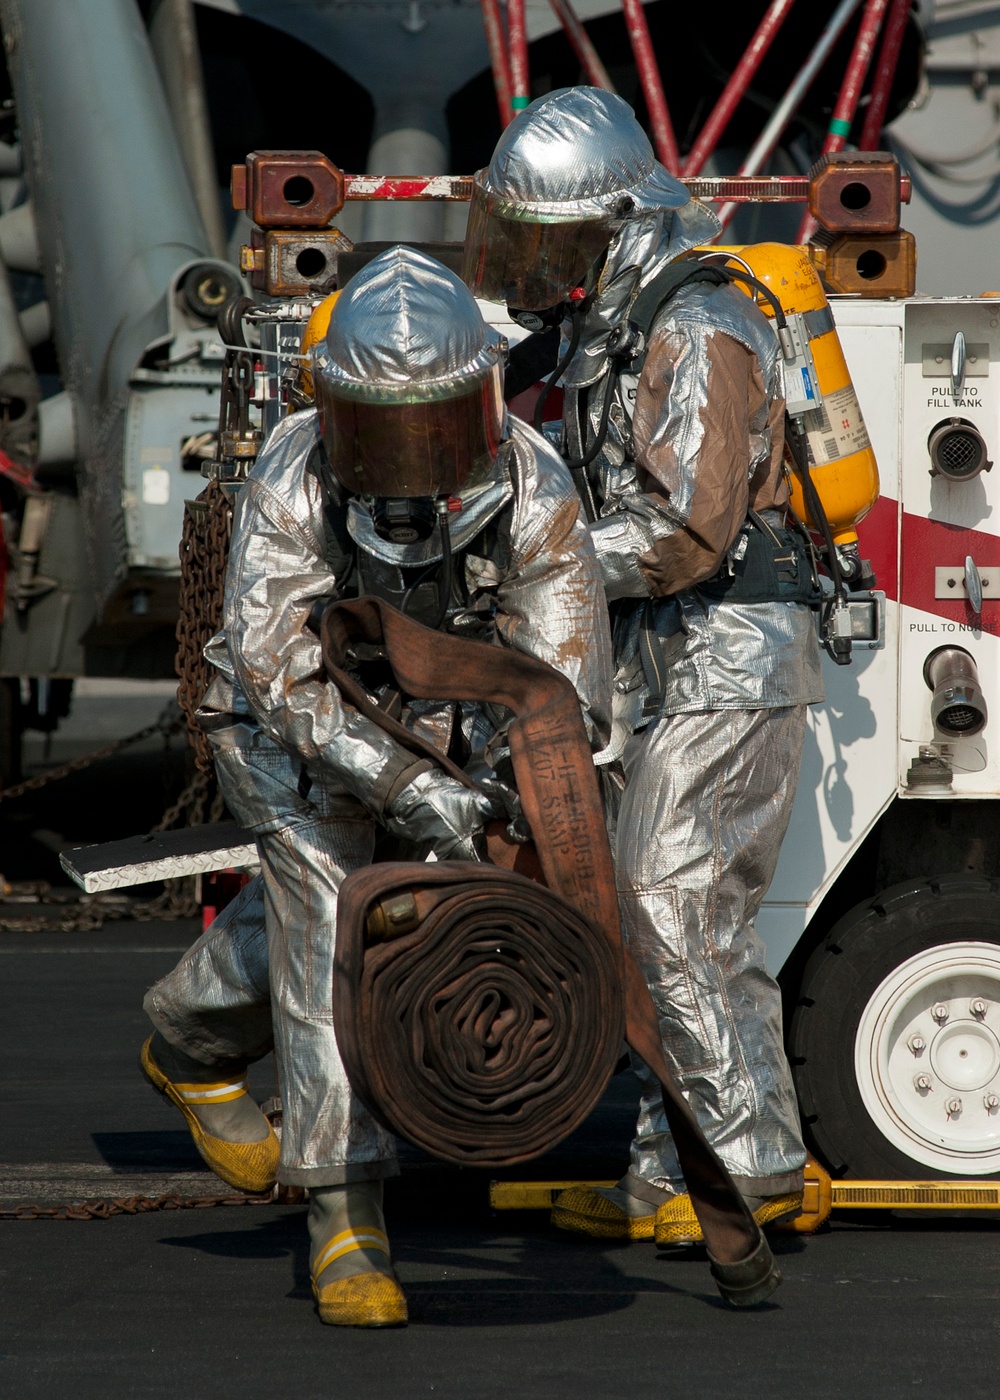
(802, 384, 871, 466)
(142, 467, 171, 505)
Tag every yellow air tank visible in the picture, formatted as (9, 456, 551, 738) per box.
(298, 290, 341, 401)
(712, 242, 879, 550)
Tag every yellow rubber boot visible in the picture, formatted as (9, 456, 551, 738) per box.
(140, 1035, 279, 1194)
(551, 1176, 670, 1241)
(309, 1182, 408, 1328)
(654, 1190, 804, 1247)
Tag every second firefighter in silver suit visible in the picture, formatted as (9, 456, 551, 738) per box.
(464, 87, 824, 1242)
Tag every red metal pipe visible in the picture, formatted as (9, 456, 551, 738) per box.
(547, 0, 616, 91)
(479, 0, 515, 127)
(508, 0, 531, 114)
(339, 172, 911, 203)
(683, 0, 799, 177)
(858, 0, 911, 149)
(822, 0, 890, 156)
(797, 0, 889, 239)
(620, 0, 680, 174)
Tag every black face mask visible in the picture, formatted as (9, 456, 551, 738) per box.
(508, 269, 597, 334)
(506, 302, 568, 334)
(371, 496, 438, 545)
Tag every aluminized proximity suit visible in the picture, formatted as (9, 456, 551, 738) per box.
(581, 229, 823, 1199)
(465, 87, 823, 1197)
(145, 391, 612, 1187)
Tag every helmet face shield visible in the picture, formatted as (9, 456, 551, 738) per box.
(317, 360, 504, 499)
(461, 178, 616, 312)
(314, 245, 507, 500)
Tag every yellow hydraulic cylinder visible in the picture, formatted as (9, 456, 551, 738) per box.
(490, 1159, 1000, 1232)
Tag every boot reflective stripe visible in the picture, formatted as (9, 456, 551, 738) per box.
(313, 1228, 390, 1278)
(171, 1078, 249, 1104)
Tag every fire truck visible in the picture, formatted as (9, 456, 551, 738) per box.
(768, 288, 1000, 1185)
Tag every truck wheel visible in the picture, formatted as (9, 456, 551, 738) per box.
(789, 876, 1000, 1178)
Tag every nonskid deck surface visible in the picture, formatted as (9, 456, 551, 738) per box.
(2, 917, 998, 1399)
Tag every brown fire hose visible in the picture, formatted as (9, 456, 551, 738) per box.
(322, 596, 780, 1306)
(335, 861, 625, 1165)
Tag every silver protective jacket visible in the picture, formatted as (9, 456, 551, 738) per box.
(200, 406, 613, 804)
(564, 223, 824, 730)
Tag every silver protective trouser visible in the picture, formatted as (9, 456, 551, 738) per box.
(144, 727, 398, 1186)
(617, 704, 808, 1195)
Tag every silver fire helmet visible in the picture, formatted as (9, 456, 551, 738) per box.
(313, 246, 505, 498)
(461, 86, 691, 311)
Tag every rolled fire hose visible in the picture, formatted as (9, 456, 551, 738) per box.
(336, 861, 624, 1165)
(322, 596, 780, 1306)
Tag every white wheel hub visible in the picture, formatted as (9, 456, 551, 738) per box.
(854, 942, 1000, 1173)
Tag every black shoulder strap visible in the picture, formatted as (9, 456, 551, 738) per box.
(627, 262, 731, 342)
(305, 439, 356, 588)
(504, 325, 561, 401)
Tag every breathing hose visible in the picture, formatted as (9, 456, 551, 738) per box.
(784, 414, 852, 665)
(431, 508, 454, 630)
(532, 307, 584, 434)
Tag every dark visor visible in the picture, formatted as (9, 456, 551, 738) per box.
(461, 180, 615, 312)
(318, 368, 504, 499)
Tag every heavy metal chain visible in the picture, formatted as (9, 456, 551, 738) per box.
(0, 718, 221, 932)
(3, 1108, 304, 1219)
(0, 761, 235, 931)
(175, 476, 234, 775)
(0, 1192, 273, 1221)
(0, 709, 184, 804)
(0, 879, 202, 935)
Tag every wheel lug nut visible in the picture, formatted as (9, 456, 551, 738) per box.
(914, 1074, 932, 1092)
(946, 1097, 963, 1116)
(985, 1094, 1000, 1112)
(908, 1034, 926, 1054)
(932, 1003, 949, 1023)
(971, 999, 988, 1018)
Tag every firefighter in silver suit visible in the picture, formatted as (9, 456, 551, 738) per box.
(463, 87, 824, 1245)
(140, 246, 612, 1325)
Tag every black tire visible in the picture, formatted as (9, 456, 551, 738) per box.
(789, 875, 1000, 1179)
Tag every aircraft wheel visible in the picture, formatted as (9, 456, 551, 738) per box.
(789, 876, 1000, 1178)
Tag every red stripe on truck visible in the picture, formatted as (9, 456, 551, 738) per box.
(900, 508, 1000, 628)
(856, 494, 898, 601)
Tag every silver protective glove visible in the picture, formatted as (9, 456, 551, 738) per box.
(384, 767, 497, 862)
(464, 749, 532, 845)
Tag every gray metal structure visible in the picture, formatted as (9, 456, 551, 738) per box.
(0, 0, 238, 680)
(886, 0, 1000, 295)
